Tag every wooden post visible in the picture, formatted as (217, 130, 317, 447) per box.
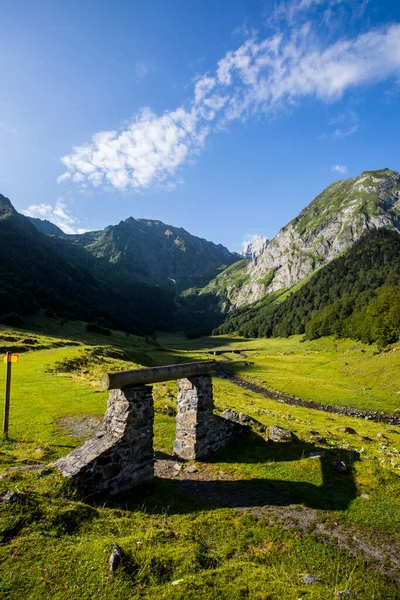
(3, 352, 12, 438)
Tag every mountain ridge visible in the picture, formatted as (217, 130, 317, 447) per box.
(30, 213, 239, 285)
(242, 235, 269, 259)
(215, 227, 400, 346)
(186, 168, 400, 314)
(2, 168, 400, 338)
(27, 217, 65, 236)
(0, 195, 176, 333)
(236, 168, 400, 306)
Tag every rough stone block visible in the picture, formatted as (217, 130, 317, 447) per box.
(56, 385, 154, 495)
(173, 376, 246, 460)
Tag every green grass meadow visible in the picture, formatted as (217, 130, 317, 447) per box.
(0, 318, 399, 599)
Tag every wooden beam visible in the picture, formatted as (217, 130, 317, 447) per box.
(101, 360, 219, 391)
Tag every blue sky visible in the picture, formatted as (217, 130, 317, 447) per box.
(1, 0, 399, 250)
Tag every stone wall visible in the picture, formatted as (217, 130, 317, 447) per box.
(56, 385, 154, 495)
(56, 373, 246, 495)
(173, 375, 244, 460)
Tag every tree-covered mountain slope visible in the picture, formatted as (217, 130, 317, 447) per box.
(202, 169, 400, 312)
(215, 228, 400, 346)
(0, 194, 240, 335)
(0, 195, 175, 333)
(62, 216, 239, 287)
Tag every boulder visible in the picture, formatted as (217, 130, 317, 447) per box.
(220, 409, 265, 431)
(336, 426, 357, 434)
(108, 543, 124, 573)
(302, 574, 320, 584)
(185, 465, 197, 473)
(0, 490, 26, 505)
(268, 425, 298, 442)
(332, 460, 348, 473)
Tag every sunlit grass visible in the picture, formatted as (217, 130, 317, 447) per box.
(0, 319, 399, 599)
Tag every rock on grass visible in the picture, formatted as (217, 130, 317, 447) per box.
(268, 425, 298, 442)
(108, 543, 124, 573)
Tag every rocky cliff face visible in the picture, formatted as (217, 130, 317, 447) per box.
(230, 169, 400, 308)
(242, 235, 269, 259)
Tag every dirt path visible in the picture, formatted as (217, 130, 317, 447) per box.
(219, 367, 400, 426)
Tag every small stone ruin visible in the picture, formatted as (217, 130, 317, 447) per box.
(56, 362, 246, 495)
(174, 376, 242, 459)
(57, 385, 155, 495)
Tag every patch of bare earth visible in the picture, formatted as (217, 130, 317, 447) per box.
(57, 416, 102, 439)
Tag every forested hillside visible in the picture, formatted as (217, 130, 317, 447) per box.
(215, 228, 400, 346)
(0, 195, 175, 334)
(59, 216, 238, 287)
(0, 193, 243, 334)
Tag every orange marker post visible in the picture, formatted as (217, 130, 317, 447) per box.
(3, 352, 18, 438)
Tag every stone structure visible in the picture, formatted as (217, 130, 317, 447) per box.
(173, 375, 243, 460)
(56, 362, 246, 495)
(56, 385, 154, 495)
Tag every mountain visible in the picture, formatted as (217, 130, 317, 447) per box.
(0, 196, 239, 334)
(242, 235, 269, 259)
(0, 195, 175, 333)
(215, 227, 400, 346)
(3, 167, 400, 339)
(190, 169, 400, 314)
(233, 168, 400, 307)
(62, 217, 238, 288)
(27, 217, 64, 236)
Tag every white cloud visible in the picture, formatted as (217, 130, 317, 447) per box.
(135, 59, 155, 80)
(298, 0, 342, 8)
(267, 0, 345, 29)
(59, 107, 209, 191)
(22, 199, 87, 234)
(329, 109, 359, 137)
(331, 164, 348, 173)
(58, 22, 400, 192)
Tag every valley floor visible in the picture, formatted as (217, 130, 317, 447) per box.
(0, 317, 399, 599)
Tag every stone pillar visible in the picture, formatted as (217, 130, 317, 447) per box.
(174, 375, 241, 460)
(56, 385, 154, 495)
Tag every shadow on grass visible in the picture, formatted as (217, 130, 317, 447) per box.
(159, 335, 254, 350)
(94, 434, 359, 515)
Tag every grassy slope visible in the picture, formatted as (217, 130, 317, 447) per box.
(179, 259, 249, 308)
(291, 168, 400, 236)
(226, 336, 400, 414)
(0, 319, 399, 599)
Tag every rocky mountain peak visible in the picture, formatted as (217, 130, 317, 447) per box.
(0, 194, 16, 218)
(213, 168, 400, 311)
(242, 235, 269, 259)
